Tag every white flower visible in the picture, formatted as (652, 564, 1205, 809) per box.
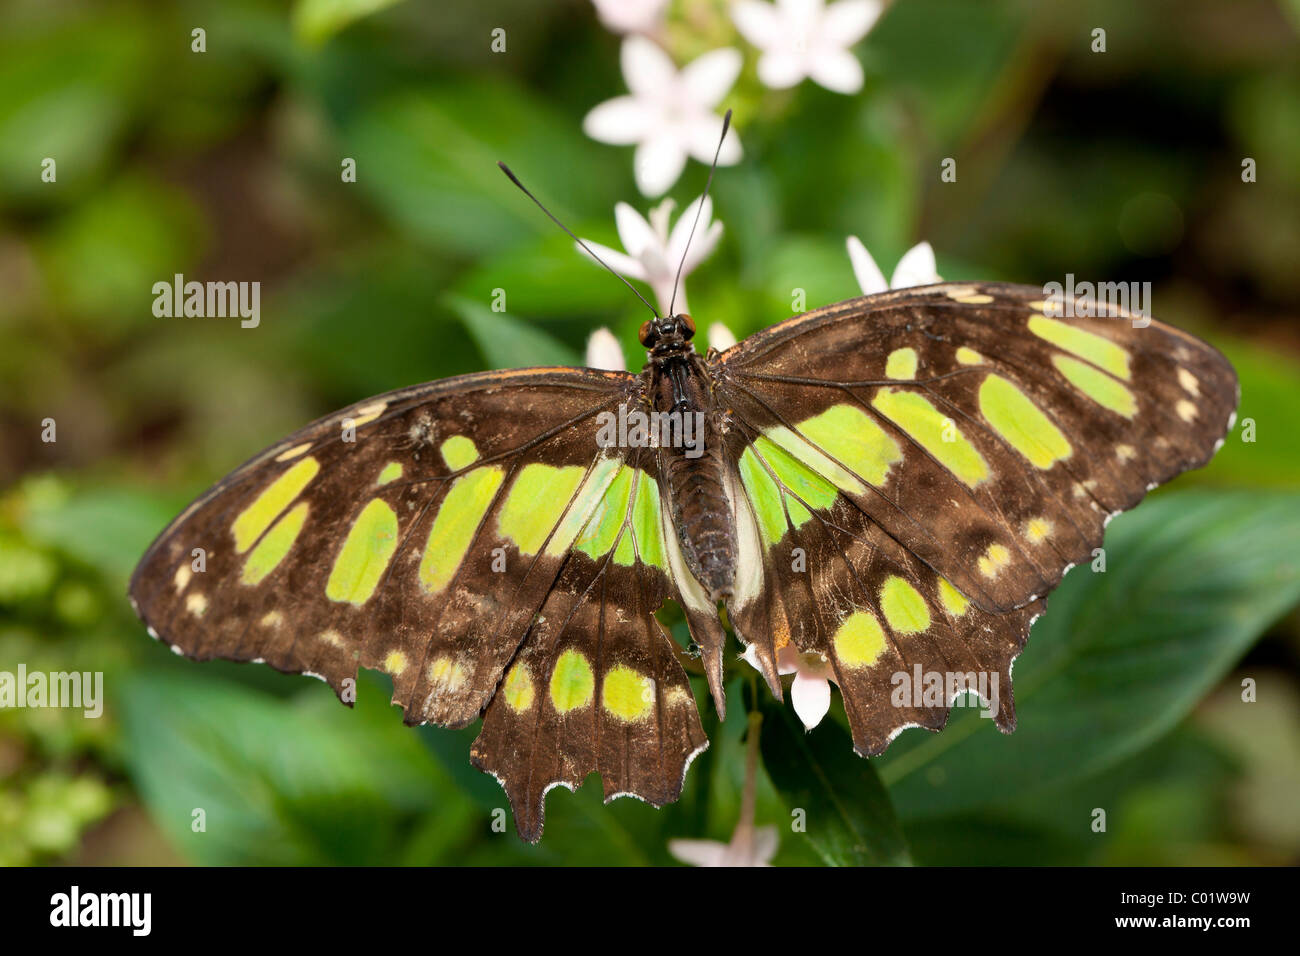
(743, 641, 834, 730)
(732, 0, 881, 94)
(584, 37, 743, 196)
(847, 237, 941, 294)
(590, 0, 668, 35)
(585, 327, 627, 370)
(576, 195, 723, 314)
(669, 822, 778, 867)
(707, 321, 738, 352)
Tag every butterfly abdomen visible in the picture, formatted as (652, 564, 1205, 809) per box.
(664, 438, 735, 601)
(649, 353, 736, 602)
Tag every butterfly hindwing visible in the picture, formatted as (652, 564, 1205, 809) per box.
(717, 282, 1236, 749)
(470, 461, 708, 841)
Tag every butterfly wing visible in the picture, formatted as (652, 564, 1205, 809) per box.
(716, 282, 1236, 752)
(130, 367, 711, 840)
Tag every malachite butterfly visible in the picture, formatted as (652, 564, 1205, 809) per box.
(130, 261, 1237, 841)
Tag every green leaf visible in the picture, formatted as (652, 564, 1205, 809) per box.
(1187, 339, 1300, 488)
(756, 687, 911, 866)
(293, 0, 408, 45)
(343, 80, 621, 256)
(119, 670, 475, 864)
(20, 483, 175, 585)
(445, 294, 579, 369)
(878, 490, 1300, 819)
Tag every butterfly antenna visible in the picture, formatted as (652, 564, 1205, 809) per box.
(668, 108, 731, 318)
(497, 161, 659, 318)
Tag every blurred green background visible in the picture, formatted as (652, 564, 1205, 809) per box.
(1, 0, 1298, 866)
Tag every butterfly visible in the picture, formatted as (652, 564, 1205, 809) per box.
(129, 267, 1237, 841)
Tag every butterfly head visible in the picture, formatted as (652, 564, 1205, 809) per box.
(639, 313, 696, 355)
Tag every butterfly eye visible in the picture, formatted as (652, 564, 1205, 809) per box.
(678, 314, 695, 339)
(638, 321, 657, 347)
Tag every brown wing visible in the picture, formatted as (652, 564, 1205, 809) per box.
(129, 367, 712, 839)
(715, 281, 1236, 752)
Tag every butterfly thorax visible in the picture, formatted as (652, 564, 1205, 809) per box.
(644, 335, 736, 604)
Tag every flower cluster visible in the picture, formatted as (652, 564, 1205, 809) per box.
(585, 0, 885, 195)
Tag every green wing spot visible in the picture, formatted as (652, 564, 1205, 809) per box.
(833, 611, 887, 669)
(622, 472, 665, 569)
(575, 465, 634, 560)
(763, 427, 865, 495)
(231, 457, 320, 553)
(739, 446, 788, 548)
(885, 347, 918, 380)
(241, 501, 309, 585)
(757, 436, 840, 511)
(498, 463, 586, 555)
(1028, 315, 1131, 380)
(938, 577, 969, 617)
(377, 462, 403, 486)
(797, 403, 903, 487)
(740, 436, 841, 548)
(872, 388, 990, 487)
(419, 467, 505, 594)
(979, 374, 1072, 468)
(602, 665, 653, 722)
(1052, 355, 1138, 418)
(327, 498, 400, 605)
(440, 435, 480, 471)
(880, 576, 931, 635)
(549, 649, 594, 713)
(502, 664, 535, 713)
(546, 459, 622, 557)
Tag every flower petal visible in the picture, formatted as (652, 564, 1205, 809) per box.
(680, 47, 743, 108)
(591, 0, 669, 35)
(731, 0, 785, 48)
(847, 235, 888, 294)
(666, 195, 710, 263)
(634, 133, 688, 196)
(756, 50, 808, 89)
(808, 49, 864, 94)
(686, 113, 744, 164)
(821, 0, 882, 46)
(615, 202, 660, 258)
(682, 220, 724, 276)
(750, 825, 780, 865)
(779, 0, 825, 31)
(708, 321, 738, 351)
(890, 240, 940, 289)
(791, 670, 831, 729)
(622, 35, 677, 98)
(774, 642, 801, 675)
(584, 327, 627, 370)
(583, 96, 654, 145)
(647, 198, 676, 244)
(668, 838, 729, 866)
(574, 238, 647, 281)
